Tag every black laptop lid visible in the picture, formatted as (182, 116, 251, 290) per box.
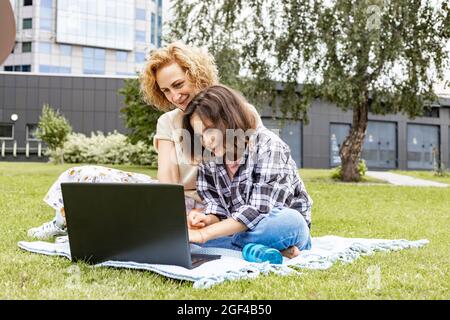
(61, 183, 193, 268)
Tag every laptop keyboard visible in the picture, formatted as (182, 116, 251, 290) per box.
(191, 253, 221, 268)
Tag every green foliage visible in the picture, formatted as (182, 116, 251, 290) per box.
(433, 163, 448, 178)
(167, 1, 277, 114)
(332, 159, 367, 181)
(119, 77, 164, 146)
(49, 131, 157, 166)
(169, 0, 450, 118)
(169, 0, 450, 180)
(434, 167, 448, 178)
(36, 104, 72, 151)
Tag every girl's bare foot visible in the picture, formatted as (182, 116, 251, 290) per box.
(281, 246, 300, 259)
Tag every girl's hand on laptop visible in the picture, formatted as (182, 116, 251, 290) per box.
(187, 209, 208, 229)
(188, 229, 206, 244)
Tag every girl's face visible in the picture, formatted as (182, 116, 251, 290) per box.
(190, 113, 225, 157)
(156, 62, 199, 111)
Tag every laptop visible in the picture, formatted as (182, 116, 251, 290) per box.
(60, 182, 221, 269)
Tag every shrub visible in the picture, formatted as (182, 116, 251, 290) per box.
(433, 163, 448, 177)
(36, 104, 72, 163)
(332, 159, 367, 181)
(48, 131, 157, 166)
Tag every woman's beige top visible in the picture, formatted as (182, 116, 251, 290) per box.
(153, 104, 262, 203)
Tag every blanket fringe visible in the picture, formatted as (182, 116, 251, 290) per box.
(288, 239, 430, 270)
(18, 237, 430, 290)
(337, 239, 430, 264)
(193, 263, 297, 289)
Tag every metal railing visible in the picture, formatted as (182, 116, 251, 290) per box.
(0, 140, 45, 158)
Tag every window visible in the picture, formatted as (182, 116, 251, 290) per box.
(422, 106, 440, 118)
(135, 30, 146, 43)
(22, 42, 32, 53)
(262, 118, 302, 167)
(135, 52, 146, 63)
(0, 124, 14, 139)
(40, 5, 52, 31)
(57, 0, 133, 51)
(26, 124, 40, 140)
(39, 65, 71, 74)
(39, 42, 52, 54)
(59, 66, 71, 74)
(362, 121, 397, 169)
(83, 47, 105, 74)
(41, 0, 52, 8)
(3, 64, 31, 72)
(151, 13, 155, 45)
(40, 6, 52, 18)
(157, 15, 162, 47)
(136, 8, 146, 20)
(40, 18, 51, 30)
(23, 18, 32, 29)
(158, 0, 162, 7)
(116, 51, 128, 62)
(60, 44, 72, 56)
(407, 124, 439, 169)
(39, 65, 51, 73)
(24, 0, 33, 6)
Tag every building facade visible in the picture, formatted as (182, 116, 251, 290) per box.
(1, 0, 163, 76)
(1, 72, 450, 170)
(260, 99, 450, 170)
(0, 72, 128, 161)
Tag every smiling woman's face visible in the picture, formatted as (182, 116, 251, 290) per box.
(156, 62, 199, 111)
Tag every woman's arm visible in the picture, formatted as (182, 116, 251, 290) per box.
(189, 218, 247, 243)
(156, 140, 180, 184)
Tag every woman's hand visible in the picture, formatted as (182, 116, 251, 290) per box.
(187, 208, 211, 229)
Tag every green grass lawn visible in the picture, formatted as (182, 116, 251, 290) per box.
(0, 162, 449, 299)
(391, 170, 450, 185)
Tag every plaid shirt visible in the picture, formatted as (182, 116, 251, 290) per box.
(197, 127, 312, 230)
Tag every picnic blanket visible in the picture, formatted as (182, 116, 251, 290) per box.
(18, 236, 429, 289)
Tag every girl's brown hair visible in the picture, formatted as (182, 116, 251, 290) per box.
(182, 85, 257, 162)
(140, 41, 219, 111)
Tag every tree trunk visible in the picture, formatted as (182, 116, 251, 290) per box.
(339, 101, 369, 182)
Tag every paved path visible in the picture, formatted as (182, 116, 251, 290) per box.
(366, 171, 449, 187)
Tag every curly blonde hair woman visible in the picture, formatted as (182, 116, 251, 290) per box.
(27, 41, 261, 240)
(140, 41, 219, 111)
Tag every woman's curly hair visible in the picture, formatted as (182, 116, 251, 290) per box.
(140, 41, 219, 111)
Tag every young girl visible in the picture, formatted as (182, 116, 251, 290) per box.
(182, 85, 312, 258)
